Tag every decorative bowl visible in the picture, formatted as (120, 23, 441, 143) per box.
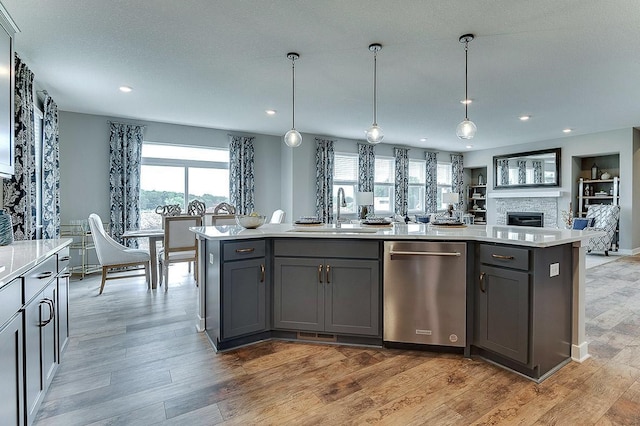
(235, 215, 266, 229)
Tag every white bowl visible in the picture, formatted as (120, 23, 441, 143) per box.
(235, 215, 266, 229)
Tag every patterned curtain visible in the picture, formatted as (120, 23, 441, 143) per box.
(3, 54, 36, 241)
(425, 152, 438, 214)
(532, 160, 543, 183)
(315, 138, 334, 223)
(517, 159, 527, 184)
(42, 93, 60, 239)
(394, 147, 409, 216)
(358, 143, 375, 215)
(229, 135, 255, 215)
(109, 122, 144, 244)
(498, 158, 509, 186)
(451, 153, 464, 213)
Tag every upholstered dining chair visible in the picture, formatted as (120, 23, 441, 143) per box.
(158, 215, 202, 290)
(585, 204, 620, 256)
(270, 209, 286, 223)
(88, 213, 151, 294)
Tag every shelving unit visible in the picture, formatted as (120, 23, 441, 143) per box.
(60, 222, 108, 279)
(577, 177, 619, 251)
(467, 184, 487, 224)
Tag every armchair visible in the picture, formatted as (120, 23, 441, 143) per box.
(88, 213, 151, 294)
(585, 204, 620, 256)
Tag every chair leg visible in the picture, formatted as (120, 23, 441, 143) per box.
(145, 263, 151, 289)
(99, 266, 108, 294)
(164, 263, 169, 292)
(605, 251, 609, 256)
(158, 259, 163, 286)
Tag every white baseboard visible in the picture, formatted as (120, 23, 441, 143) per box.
(571, 342, 590, 363)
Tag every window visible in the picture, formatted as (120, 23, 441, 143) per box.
(408, 159, 426, 214)
(140, 142, 229, 229)
(374, 156, 394, 215)
(437, 162, 453, 211)
(333, 153, 358, 216)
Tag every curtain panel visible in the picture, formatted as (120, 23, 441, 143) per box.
(425, 152, 438, 214)
(229, 135, 255, 215)
(3, 54, 36, 240)
(451, 153, 464, 213)
(109, 122, 144, 244)
(315, 138, 335, 223)
(42, 93, 60, 239)
(532, 160, 543, 183)
(357, 143, 375, 217)
(517, 159, 527, 185)
(394, 147, 409, 216)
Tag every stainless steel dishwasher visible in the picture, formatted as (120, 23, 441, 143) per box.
(383, 241, 466, 347)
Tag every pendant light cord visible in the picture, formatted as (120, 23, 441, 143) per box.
(464, 40, 469, 120)
(291, 58, 296, 129)
(373, 50, 378, 126)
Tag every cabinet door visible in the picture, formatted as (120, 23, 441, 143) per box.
(0, 313, 24, 426)
(24, 281, 57, 422)
(222, 258, 267, 339)
(273, 258, 324, 331)
(57, 273, 70, 356)
(476, 265, 530, 364)
(324, 259, 379, 336)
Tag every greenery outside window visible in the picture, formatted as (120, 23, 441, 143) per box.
(408, 159, 426, 214)
(374, 156, 394, 215)
(437, 162, 453, 211)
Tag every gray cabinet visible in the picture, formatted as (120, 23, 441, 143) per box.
(273, 240, 380, 337)
(57, 247, 71, 356)
(206, 239, 269, 349)
(0, 279, 24, 426)
(473, 243, 573, 379)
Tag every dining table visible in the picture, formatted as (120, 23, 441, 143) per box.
(122, 228, 164, 289)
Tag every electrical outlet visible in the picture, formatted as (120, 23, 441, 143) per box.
(550, 263, 559, 277)
(209, 253, 214, 264)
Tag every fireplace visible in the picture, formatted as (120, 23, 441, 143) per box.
(507, 212, 544, 227)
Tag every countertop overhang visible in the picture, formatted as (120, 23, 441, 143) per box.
(0, 238, 73, 288)
(191, 223, 598, 248)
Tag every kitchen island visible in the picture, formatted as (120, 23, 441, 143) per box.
(192, 223, 594, 380)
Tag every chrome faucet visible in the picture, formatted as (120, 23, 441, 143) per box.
(336, 187, 347, 225)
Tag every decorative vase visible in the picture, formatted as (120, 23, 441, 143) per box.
(0, 209, 13, 246)
(591, 163, 598, 180)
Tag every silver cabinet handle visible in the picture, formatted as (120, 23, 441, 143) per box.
(318, 265, 323, 283)
(491, 254, 514, 260)
(260, 264, 265, 283)
(235, 248, 255, 254)
(36, 271, 54, 279)
(326, 264, 331, 284)
(479, 272, 486, 293)
(390, 250, 461, 256)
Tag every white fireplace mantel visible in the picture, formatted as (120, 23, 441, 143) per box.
(488, 190, 563, 199)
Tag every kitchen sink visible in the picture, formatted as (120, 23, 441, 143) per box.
(287, 226, 379, 233)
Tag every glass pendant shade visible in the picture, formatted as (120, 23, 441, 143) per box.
(284, 129, 302, 147)
(456, 118, 477, 140)
(366, 124, 384, 144)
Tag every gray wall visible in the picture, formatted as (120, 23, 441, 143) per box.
(465, 127, 640, 253)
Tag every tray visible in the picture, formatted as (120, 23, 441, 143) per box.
(362, 221, 392, 227)
(294, 221, 323, 226)
(432, 223, 467, 228)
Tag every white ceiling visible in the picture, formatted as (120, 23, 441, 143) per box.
(3, 0, 640, 151)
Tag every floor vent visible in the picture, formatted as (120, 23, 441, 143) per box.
(297, 332, 337, 342)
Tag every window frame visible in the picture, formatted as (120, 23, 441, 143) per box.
(436, 161, 454, 212)
(374, 155, 395, 216)
(332, 152, 359, 218)
(408, 158, 426, 214)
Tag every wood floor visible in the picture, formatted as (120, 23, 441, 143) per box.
(33, 258, 640, 425)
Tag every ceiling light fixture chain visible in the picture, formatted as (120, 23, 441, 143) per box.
(456, 33, 477, 140)
(284, 52, 302, 147)
(366, 43, 384, 144)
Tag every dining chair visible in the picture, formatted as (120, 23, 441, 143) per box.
(158, 215, 202, 290)
(87, 213, 151, 294)
(270, 209, 286, 223)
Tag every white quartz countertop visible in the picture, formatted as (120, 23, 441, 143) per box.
(191, 223, 598, 248)
(0, 238, 72, 288)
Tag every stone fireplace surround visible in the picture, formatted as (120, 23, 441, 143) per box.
(494, 197, 558, 228)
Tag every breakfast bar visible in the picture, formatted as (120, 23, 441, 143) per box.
(192, 223, 594, 380)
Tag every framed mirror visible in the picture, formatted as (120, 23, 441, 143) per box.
(493, 148, 560, 189)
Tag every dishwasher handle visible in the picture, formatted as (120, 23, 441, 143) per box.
(389, 250, 461, 257)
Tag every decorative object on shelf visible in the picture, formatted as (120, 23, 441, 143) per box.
(365, 43, 384, 144)
(601, 171, 611, 180)
(456, 34, 477, 140)
(477, 173, 483, 185)
(356, 191, 374, 219)
(443, 192, 459, 217)
(591, 163, 598, 179)
(0, 209, 13, 245)
(283, 52, 302, 147)
(561, 202, 574, 229)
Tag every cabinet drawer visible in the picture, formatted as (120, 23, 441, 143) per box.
(23, 256, 58, 304)
(223, 239, 265, 261)
(0, 278, 21, 328)
(480, 244, 529, 271)
(274, 239, 379, 259)
(57, 246, 70, 273)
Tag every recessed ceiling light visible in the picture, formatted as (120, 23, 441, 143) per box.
(519, 115, 531, 121)
(460, 99, 472, 105)
(563, 128, 572, 133)
(119, 86, 132, 93)
(419, 138, 427, 142)
(265, 109, 277, 115)
(465, 144, 473, 149)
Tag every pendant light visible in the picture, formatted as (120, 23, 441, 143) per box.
(366, 43, 384, 144)
(283, 52, 302, 147)
(456, 34, 477, 140)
